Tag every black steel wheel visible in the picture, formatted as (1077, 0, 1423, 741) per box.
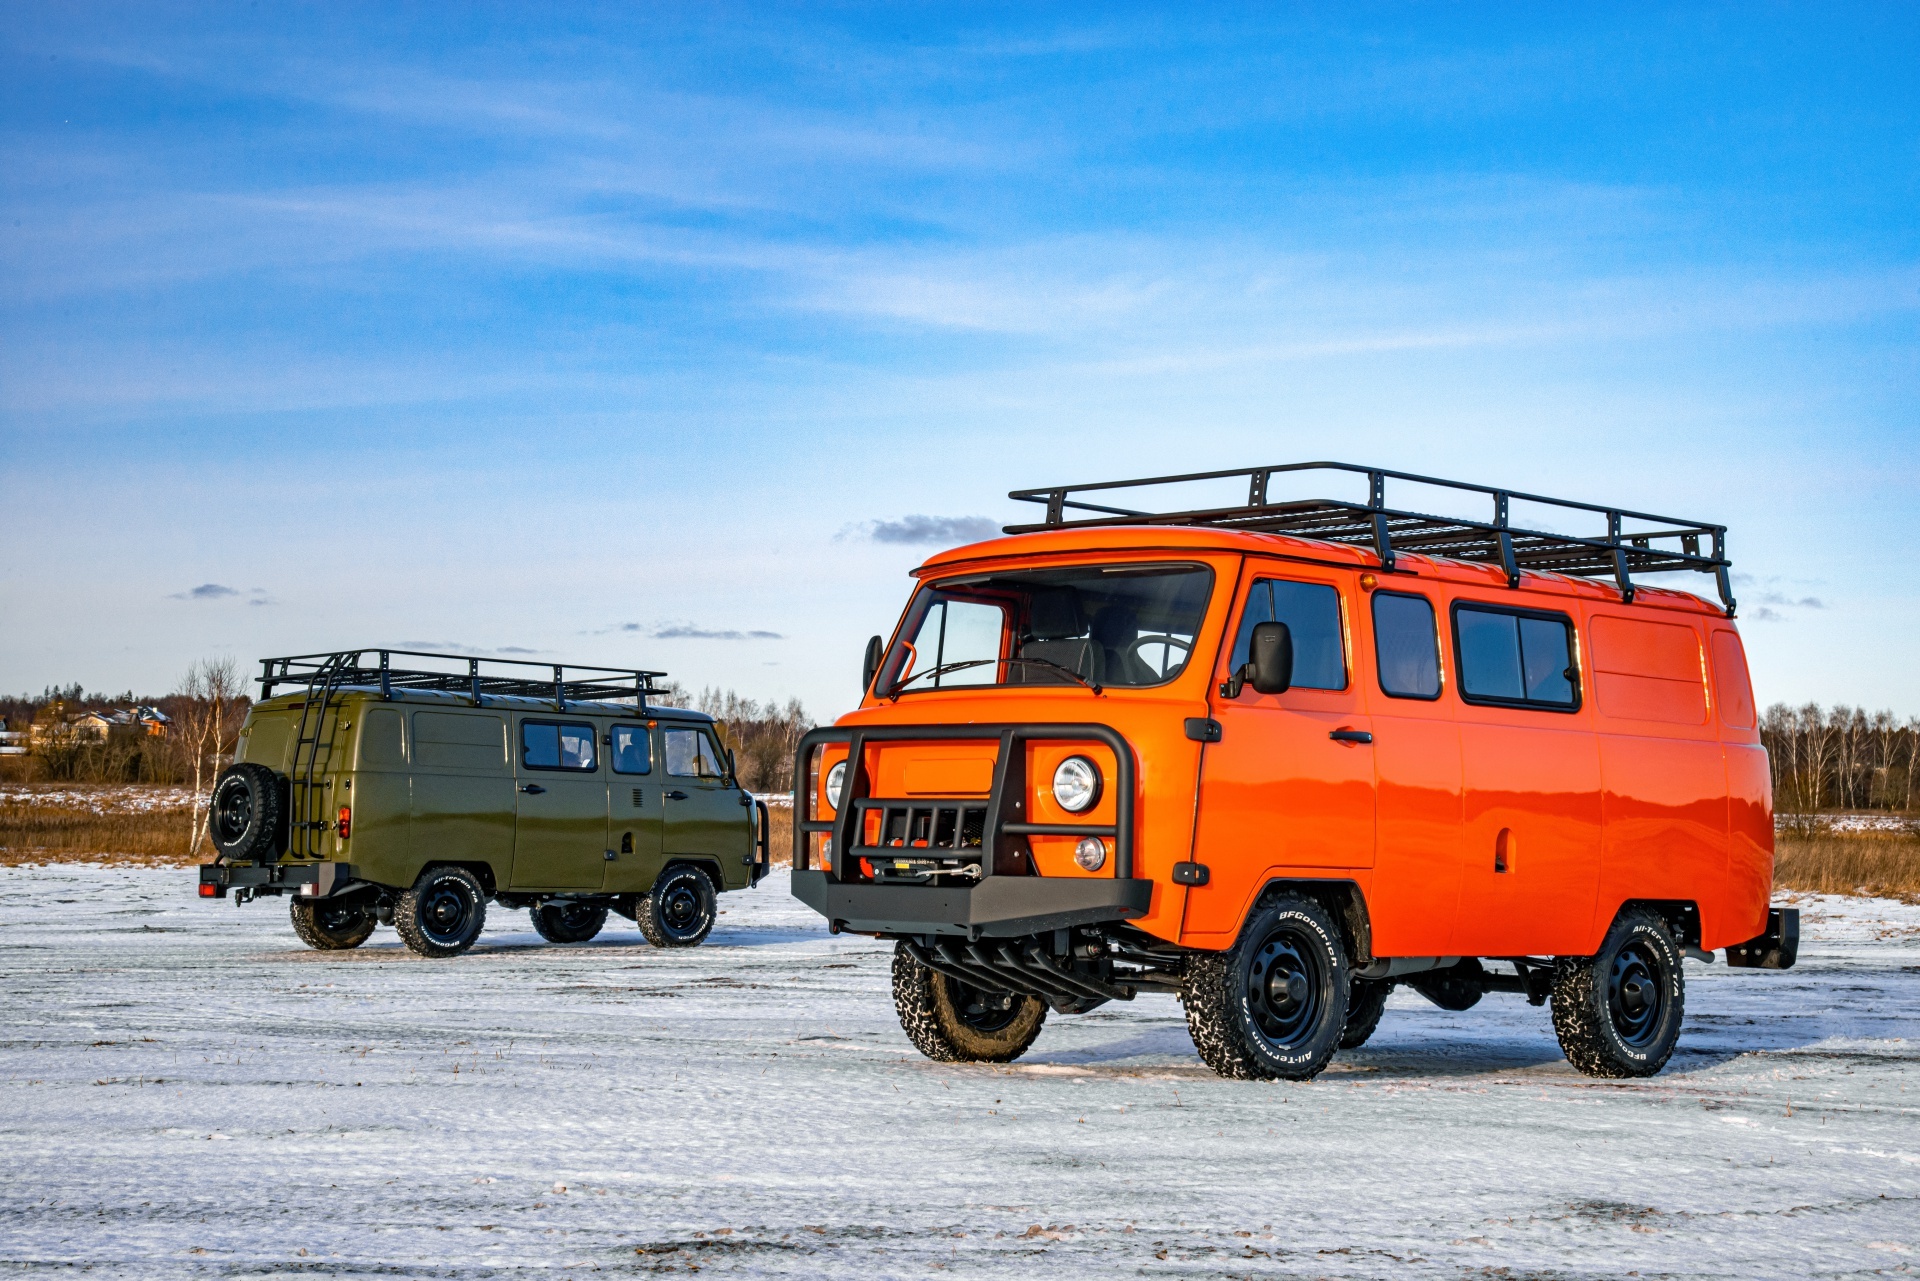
(1551, 908, 1686, 1078)
(393, 865, 488, 958)
(208, 763, 286, 862)
(637, 864, 716, 948)
(289, 896, 375, 950)
(1340, 977, 1393, 1049)
(1182, 893, 1349, 1080)
(532, 900, 609, 944)
(891, 943, 1047, 1063)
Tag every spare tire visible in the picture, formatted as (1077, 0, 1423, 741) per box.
(209, 763, 287, 862)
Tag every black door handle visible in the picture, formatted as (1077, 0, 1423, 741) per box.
(1328, 729, 1373, 744)
(665, 790, 689, 800)
(519, 783, 546, 794)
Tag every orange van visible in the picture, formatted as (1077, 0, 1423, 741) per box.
(791, 463, 1797, 1081)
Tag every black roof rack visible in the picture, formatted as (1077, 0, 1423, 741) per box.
(1006, 461, 1735, 616)
(257, 649, 668, 711)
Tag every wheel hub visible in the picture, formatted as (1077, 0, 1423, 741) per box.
(1247, 930, 1323, 1048)
(1607, 945, 1665, 1046)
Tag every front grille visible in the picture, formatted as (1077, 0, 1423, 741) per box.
(859, 800, 989, 851)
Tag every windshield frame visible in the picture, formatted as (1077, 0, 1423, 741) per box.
(875, 560, 1217, 698)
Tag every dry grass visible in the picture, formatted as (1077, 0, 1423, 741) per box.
(1, 788, 800, 871)
(1774, 827, 1920, 902)
(0, 798, 201, 867)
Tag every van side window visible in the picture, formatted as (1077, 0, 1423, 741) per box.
(1454, 604, 1579, 710)
(1230, 579, 1345, 691)
(665, 728, 728, 780)
(1373, 592, 1441, 699)
(610, 724, 652, 775)
(522, 721, 597, 771)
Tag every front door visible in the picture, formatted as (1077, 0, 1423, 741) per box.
(661, 724, 749, 879)
(511, 718, 609, 890)
(1184, 567, 1376, 945)
(604, 720, 666, 892)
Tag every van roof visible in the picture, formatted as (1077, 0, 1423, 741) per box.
(915, 524, 1729, 618)
(254, 686, 717, 722)
(982, 461, 1737, 617)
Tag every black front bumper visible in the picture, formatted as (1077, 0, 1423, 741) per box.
(198, 862, 358, 899)
(791, 869, 1152, 938)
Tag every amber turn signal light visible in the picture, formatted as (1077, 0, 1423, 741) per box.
(336, 806, 351, 839)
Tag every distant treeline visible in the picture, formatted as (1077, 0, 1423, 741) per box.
(653, 683, 812, 794)
(1762, 704, 1918, 814)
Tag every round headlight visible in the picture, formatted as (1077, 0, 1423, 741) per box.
(1051, 756, 1101, 813)
(825, 761, 848, 810)
(1074, 837, 1107, 872)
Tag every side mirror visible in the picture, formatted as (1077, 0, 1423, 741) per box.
(862, 635, 884, 695)
(1222, 621, 1295, 698)
(1248, 621, 1294, 694)
(725, 746, 739, 786)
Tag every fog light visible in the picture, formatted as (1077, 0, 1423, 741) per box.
(198, 881, 218, 898)
(825, 761, 848, 810)
(1074, 837, 1107, 871)
(1052, 756, 1101, 813)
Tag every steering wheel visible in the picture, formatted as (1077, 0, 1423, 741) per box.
(1123, 633, 1192, 679)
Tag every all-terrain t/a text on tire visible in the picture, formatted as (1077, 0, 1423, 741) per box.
(209, 763, 286, 862)
(1182, 893, 1350, 1080)
(394, 866, 488, 958)
(1551, 908, 1686, 1078)
(638, 865, 717, 947)
(290, 896, 376, 950)
(891, 943, 1047, 1063)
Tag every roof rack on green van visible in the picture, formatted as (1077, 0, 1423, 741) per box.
(258, 649, 667, 710)
(258, 648, 669, 860)
(1004, 460, 1736, 616)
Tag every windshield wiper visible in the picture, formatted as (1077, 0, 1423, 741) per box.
(888, 656, 1103, 698)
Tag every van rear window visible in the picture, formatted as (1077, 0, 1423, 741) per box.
(1373, 592, 1440, 699)
(522, 721, 597, 771)
(1453, 604, 1578, 710)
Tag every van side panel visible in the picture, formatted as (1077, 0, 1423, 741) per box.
(410, 711, 514, 890)
(1453, 715, 1603, 956)
(348, 707, 413, 885)
(1589, 611, 1729, 947)
(1711, 628, 1773, 948)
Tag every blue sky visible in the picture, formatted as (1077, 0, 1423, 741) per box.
(3, 4, 1917, 718)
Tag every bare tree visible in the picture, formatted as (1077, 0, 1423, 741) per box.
(174, 657, 246, 856)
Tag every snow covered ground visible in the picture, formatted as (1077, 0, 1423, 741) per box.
(2, 868, 1917, 1279)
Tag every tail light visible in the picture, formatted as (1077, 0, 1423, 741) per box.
(336, 806, 351, 839)
(198, 882, 218, 898)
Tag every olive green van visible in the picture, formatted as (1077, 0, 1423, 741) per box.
(197, 650, 768, 957)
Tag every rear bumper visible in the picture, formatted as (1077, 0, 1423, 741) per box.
(791, 869, 1152, 938)
(198, 862, 358, 899)
(1725, 907, 1799, 969)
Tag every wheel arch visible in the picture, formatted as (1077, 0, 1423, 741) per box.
(1254, 877, 1373, 965)
(418, 860, 498, 897)
(661, 856, 725, 893)
(1614, 898, 1701, 950)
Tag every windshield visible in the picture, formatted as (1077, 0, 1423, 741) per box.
(878, 563, 1214, 695)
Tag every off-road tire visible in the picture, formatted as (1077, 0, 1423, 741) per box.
(1552, 908, 1686, 1078)
(1182, 893, 1350, 1081)
(637, 864, 716, 948)
(532, 900, 609, 944)
(208, 763, 286, 862)
(1341, 977, 1393, 1049)
(891, 944, 1047, 1063)
(289, 896, 376, 950)
(394, 866, 488, 958)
